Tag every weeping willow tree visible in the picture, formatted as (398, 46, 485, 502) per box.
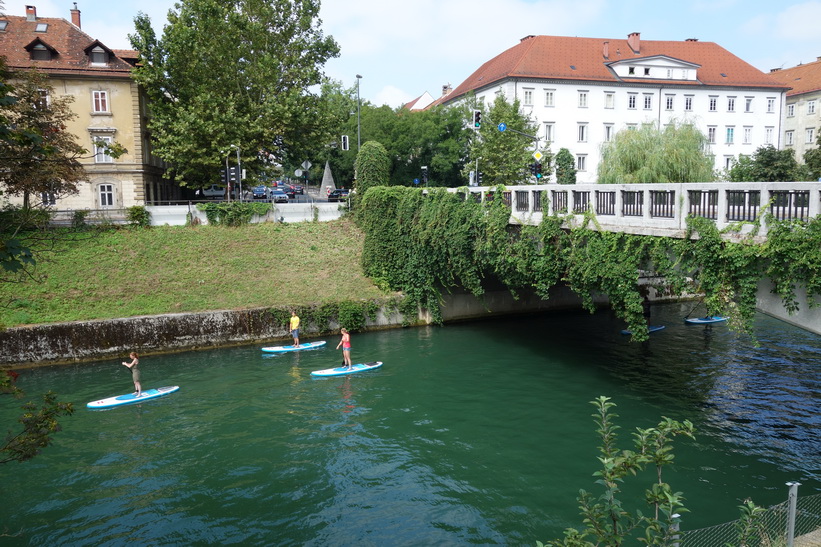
(598, 121, 715, 183)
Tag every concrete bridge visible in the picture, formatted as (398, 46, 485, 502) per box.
(454, 181, 821, 242)
(452, 181, 821, 335)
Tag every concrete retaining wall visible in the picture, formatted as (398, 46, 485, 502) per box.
(756, 279, 821, 335)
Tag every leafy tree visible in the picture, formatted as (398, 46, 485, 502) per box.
(1, 371, 74, 464)
(466, 94, 539, 186)
(0, 68, 88, 208)
(598, 122, 713, 184)
(129, 0, 340, 187)
(802, 132, 821, 181)
(555, 148, 577, 185)
(727, 145, 802, 182)
(354, 141, 390, 195)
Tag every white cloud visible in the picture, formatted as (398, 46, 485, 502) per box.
(773, 1, 821, 41)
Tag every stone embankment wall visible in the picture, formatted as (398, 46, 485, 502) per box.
(0, 286, 607, 368)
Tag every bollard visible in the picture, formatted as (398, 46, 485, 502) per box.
(786, 481, 801, 547)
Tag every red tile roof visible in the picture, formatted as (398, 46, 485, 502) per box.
(440, 34, 788, 105)
(767, 58, 821, 97)
(0, 11, 133, 78)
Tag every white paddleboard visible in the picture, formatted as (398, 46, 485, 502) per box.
(310, 361, 383, 377)
(261, 341, 327, 353)
(87, 386, 180, 409)
(685, 316, 727, 324)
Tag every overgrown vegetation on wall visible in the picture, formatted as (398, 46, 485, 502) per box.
(356, 185, 821, 340)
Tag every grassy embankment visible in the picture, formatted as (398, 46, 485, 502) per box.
(1, 218, 390, 328)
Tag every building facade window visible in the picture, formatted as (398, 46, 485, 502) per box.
(544, 90, 555, 107)
(543, 122, 554, 142)
(785, 130, 794, 146)
(604, 92, 614, 109)
(523, 89, 533, 105)
(808, 100, 817, 115)
(724, 156, 734, 170)
(807, 128, 816, 144)
(94, 136, 114, 163)
(92, 90, 109, 113)
(725, 127, 734, 144)
(604, 123, 614, 142)
(628, 93, 637, 109)
(743, 126, 752, 144)
(99, 184, 115, 207)
(727, 97, 735, 112)
(665, 95, 674, 110)
(684, 96, 693, 111)
(576, 154, 586, 171)
(578, 91, 588, 108)
(767, 98, 776, 113)
(787, 104, 795, 117)
(765, 127, 774, 144)
(707, 126, 717, 144)
(90, 46, 108, 65)
(578, 123, 588, 142)
(709, 96, 718, 112)
(35, 89, 49, 109)
(31, 44, 51, 61)
(643, 94, 652, 110)
(745, 97, 753, 112)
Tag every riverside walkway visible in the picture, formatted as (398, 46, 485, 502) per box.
(453, 181, 821, 241)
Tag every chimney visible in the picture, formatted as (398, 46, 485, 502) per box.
(602, 41, 609, 59)
(25, 5, 37, 21)
(442, 84, 452, 97)
(628, 32, 640, 53)
(70, 3, 81, 28)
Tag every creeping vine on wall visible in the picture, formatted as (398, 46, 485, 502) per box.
(356, 185, 821, 341)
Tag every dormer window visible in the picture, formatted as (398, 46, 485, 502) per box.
(0, 21, 8, 31)
(90, 46, 108, 65)
(628, 67, 635, 75)
(35, 22, 48, 32)
(31, 44, 51, 61)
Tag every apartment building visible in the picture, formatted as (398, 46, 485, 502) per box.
(439, 33, 790, 183)
(0, 5, 171, 209)
(768, 57, 821, 163)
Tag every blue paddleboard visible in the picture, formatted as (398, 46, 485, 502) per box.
(261, 341, 327, 353)
(685, 316, 727, 324)
(621, 325, 665, 335)
(87, 386, 180, 409)
(310, 361, 383, 377)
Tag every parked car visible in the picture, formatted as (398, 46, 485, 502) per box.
(197, 184, 226, 199)
(252, 185, 269, 199)
(276, 183, 296, 199)
(270, 189, 289, 203)
(328, 189, 350, 202)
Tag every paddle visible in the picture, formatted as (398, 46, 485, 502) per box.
(684, 295, 705, 319)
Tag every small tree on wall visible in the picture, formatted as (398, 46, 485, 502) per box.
(354, 140, 390, 195)
(555, 148, 577, 185)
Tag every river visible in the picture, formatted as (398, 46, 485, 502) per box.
(1, 303, 819, 545)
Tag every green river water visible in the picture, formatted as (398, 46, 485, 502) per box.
(1, 303, 819, 545)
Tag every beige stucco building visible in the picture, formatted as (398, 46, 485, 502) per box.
(0, 5, 173, 211)
(769, 57, 821, 165)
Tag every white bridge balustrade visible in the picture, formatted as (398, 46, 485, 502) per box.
(450, 182, 821, 241)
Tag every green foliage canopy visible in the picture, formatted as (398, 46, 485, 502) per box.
(354, 141, 390, 195)
(555, 148, 577, 185)
(598, 122, 714, 183)
(728, 144, 804, 182)
(129, 0, 340, 186)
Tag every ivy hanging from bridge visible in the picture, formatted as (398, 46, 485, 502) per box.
(355, 185, 821, 341)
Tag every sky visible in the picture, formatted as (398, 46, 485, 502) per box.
(4, 0, 820, 108)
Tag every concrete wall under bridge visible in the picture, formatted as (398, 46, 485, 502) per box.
(147, 202, 346, 226)
(756, 279, 821, 336)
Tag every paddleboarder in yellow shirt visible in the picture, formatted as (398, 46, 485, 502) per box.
(290, 311, 300, 347)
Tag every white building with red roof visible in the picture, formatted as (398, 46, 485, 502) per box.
(439, 33, 790, 183)
(0, 4, 171, 210)
(768, 58, 821, 163)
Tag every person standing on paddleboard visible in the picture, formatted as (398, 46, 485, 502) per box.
(336, 328, 352, 370)
(290, 311, 300, 347)
(122, 352, 141, 397)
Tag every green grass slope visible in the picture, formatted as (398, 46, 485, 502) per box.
(2, 219, 390, 327)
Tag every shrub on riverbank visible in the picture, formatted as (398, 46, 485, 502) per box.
(0, 219, 390, 327)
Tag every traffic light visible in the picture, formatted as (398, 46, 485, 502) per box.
(529, 162, 536, 176)
(535, 162, 543, 179)
(472, 109, 481, 129)
(228, 166, 238, 182)
(477, 171, 484, 185)
(341, 135, 349, 151)
(220, 168, 227, 185)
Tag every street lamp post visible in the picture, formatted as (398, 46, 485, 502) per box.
(356, 74, 362, 150)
